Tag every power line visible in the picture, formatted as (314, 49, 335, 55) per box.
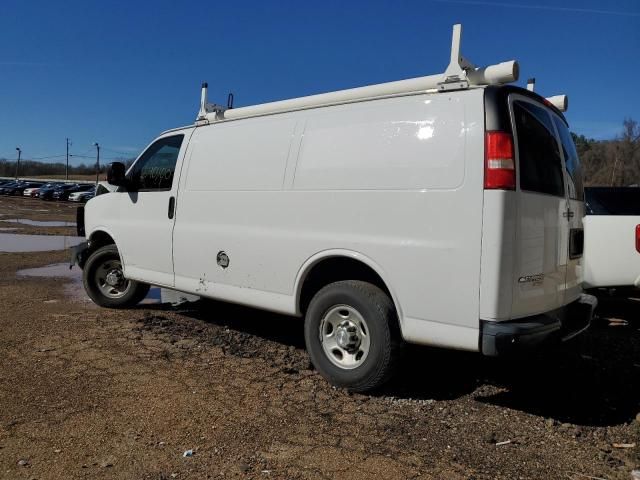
(28, 154, 66, 160)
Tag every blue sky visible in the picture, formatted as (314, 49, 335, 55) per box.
(0, 0, 638, 162)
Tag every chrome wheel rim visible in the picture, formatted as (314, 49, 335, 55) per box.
(94, 259, 130, 299)
(319, 305, 370, 370)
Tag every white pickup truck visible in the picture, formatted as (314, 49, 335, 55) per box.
(583, 187, 640, 290)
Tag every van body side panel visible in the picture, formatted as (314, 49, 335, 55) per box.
(293, 95, 466, 190)
(172, 116, 297, 297)
(184, 117, 297, 191)
(171, 90, 485, 351)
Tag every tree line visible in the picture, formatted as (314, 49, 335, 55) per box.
(574, 118, 640, 186)
(1, 118, 639, 186)
(0, 158, 135, 179)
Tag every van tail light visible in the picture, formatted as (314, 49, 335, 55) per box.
(636, 225, 640, 254)
(485, 131, 515, 190)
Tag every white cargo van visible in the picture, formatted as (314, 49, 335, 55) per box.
(71, 25, 596, 391)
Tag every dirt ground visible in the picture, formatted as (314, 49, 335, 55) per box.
(0, 196, 638, 480)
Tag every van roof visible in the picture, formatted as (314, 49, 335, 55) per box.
(159, 124, 196, 136)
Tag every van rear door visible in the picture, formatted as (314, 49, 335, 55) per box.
(509, 96, 569, 317)
(552, 114, 584, 302)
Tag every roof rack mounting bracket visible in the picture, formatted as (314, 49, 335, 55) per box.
(438, 24, 475, 92)
(196, 82, 227, 123)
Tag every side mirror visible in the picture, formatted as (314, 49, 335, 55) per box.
(107, 162, 126, 187)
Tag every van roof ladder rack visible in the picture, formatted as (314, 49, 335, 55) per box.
(526, 78, 569, 112)
(196, 23, 522, 124)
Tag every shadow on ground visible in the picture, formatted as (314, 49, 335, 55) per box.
(138, 293, 640, 428)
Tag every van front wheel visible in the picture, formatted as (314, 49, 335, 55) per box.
(82, 245, 150, 308)
(304, 280, 400, 392)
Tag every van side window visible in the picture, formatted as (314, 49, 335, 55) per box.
(128, 135, 184, 191)
(513, 101, 564, 197)
(553, 116, 584, 200)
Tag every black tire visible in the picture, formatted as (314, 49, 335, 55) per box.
(82, 244, 150, 308)
(304, 280, 400, 392)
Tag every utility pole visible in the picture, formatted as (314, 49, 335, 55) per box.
(94, 142, 100, 184)
(65, 138, 71, 180)
(15, 147, 21, 179)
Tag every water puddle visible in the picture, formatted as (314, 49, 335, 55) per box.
(0, 233, 84, 252)
(0, 227, 18, 231)
(16, 263, 85, 302)
(17, 263, 198, 306)
(17, 263, 79, 280)
(2, 208, 50, 213)
(1, 218, 76, 227)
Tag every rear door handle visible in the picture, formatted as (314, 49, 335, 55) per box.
(168, 196, 175, 219)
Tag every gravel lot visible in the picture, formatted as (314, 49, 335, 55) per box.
(0, 196, 638, 479)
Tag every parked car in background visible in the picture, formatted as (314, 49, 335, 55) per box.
(22, 186, 40, 197)
(69, 186, 97, 203)
(2, 181, 42, 196)
(38, 183, 78, 200)
(23, 182, 59, 197)
(583, 186, 640, 291)
(0, 181, 23, 194)
(53, 184, 94, 201)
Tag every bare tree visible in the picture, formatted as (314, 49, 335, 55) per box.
(577, 118, 640, 187)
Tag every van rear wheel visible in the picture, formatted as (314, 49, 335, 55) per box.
(304, 280, 400, 392)
(82, 245, 150, 308)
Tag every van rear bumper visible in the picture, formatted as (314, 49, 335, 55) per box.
(480, 293, 597, 356)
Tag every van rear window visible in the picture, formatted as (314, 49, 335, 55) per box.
(585, 187, 640, 215)
(553, 116, 584, 200)
(512, 101, 564, 197)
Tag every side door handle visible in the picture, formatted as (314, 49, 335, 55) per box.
(168, 196, 175, 219)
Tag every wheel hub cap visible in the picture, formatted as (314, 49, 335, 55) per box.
(319, 305, 370, 370)
(335, 321, 361, 352)
(105, 269, 123, 286)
